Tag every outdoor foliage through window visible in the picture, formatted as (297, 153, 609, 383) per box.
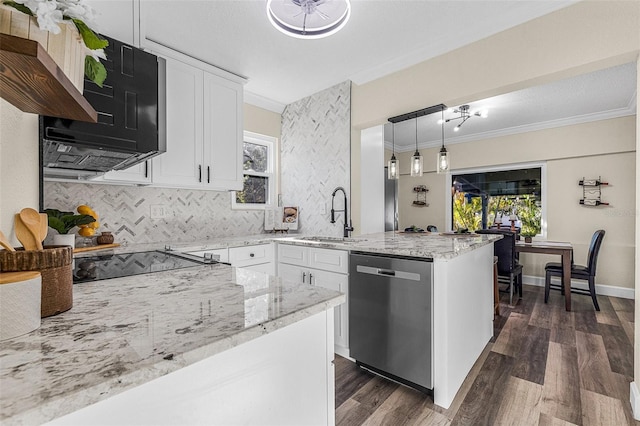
(235, 141, 271, 205)
(452, 167, 542, 235)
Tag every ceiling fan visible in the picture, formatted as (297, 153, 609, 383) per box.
(266, 0, 352, 39)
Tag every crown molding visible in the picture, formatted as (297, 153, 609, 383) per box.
(244, 91, 286, 114)
(385, 105, 637, 152)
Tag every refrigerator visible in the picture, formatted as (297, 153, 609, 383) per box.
(384, 167, 398, 231)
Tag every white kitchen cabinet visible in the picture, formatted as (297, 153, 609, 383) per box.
(152, 56, 205, 187)
(87, 0, 139, 46)
(49, 311, 336, 426)
(229, 243, 275, 275)
(146, 43, 244, 191)
(277, 244, 349, 355)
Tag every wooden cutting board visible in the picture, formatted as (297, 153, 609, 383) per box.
(73, 243, 120, 253)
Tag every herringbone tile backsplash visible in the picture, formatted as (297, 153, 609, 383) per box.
(44, 182, 264, 244)
(281, 81, 351, 236)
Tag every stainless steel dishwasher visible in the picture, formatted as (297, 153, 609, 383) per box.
(349, 252, 433, 392)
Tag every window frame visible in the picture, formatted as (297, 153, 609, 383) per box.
(444, 162, 547, 236)
(231, 131, 277, 210)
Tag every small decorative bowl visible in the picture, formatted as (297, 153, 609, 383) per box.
(96, 232, 114, 245)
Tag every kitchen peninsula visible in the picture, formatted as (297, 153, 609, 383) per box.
(0, 231, 498, 424)
(0, 264, 344, 425)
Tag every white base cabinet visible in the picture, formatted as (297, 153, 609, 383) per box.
(48, 311, 335, 426)
(277, 245, 349, 355)
(229, 243, 275, 275)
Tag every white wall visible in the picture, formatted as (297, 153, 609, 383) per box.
(359, 125, 385, 234)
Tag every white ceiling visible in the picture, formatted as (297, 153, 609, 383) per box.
(140, 1, 637, 148)
(143, 0, 578, 110)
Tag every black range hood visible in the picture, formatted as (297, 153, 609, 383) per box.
(41, 34, 166, 177)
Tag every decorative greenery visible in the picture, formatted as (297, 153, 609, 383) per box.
(45, 208, 95, 234)
(452, 192, 482, 232)
(516, 195, 542, 237)
(3, 0, 108, 87)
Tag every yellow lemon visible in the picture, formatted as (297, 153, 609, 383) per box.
(77, 205, 93, 215)
(78, 227, 95, 237)
(88, 221, 100, 229)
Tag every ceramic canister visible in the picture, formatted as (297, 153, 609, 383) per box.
(0, 271, 42, 341)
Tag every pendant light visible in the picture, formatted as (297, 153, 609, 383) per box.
(437, 107, 450, 174)
(410, 117, 423, 177)
(388, 122, 399, 180)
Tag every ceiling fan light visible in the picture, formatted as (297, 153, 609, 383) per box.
(266, 0, 352, 39)
(454, 125, 460, 132)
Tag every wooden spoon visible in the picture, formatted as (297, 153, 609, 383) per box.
(14, 213, 38, 251)
(19, 208, 43, 250)
(39, 213, 49, 247)
(0, 230, 15, 252)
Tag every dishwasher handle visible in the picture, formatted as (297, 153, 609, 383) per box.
(355, 265, 422, 281)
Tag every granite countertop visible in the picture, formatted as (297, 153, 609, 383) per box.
(0, 264, 344, 425)
(76, 231, 500, 261)
(278, 231, 501, 260)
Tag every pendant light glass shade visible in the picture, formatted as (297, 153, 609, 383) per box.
(388, 154, 399, 180)
(437, 108, 450, 174)
(388, 123, 399, 179)
(410, 118, 423, 177)
(437, 146, 450, 173)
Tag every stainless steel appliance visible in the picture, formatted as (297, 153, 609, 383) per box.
(41, 34, 166, 178)
(349, 252, 433, 392)
(384, 166, 398, 231)
(73, 250, 216, 283)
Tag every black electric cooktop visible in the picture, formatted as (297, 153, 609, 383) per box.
(73, 251, 203, 283)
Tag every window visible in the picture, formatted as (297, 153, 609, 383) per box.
(232, 132, 276, 210)
(449, 164, 545, 236)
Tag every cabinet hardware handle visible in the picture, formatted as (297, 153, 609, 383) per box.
(144, 162, 148, 178)
(302, 272, 306, 283)
(207, 166, 210, 183)
(198, 165, 202, 182)
(249, 253, 255, 257)
(309, 273, 313, 285)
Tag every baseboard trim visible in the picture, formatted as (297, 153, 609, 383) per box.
(334, 345, 351, 360)
(522, 275, 634, 300)
(631, 382, 640, 420)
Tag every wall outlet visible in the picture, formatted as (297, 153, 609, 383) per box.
(150, 204, 168, 219)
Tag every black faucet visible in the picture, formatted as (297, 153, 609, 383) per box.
(330, 186, 354, 238)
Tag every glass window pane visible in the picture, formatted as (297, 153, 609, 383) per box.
(243, 142, 268, 173)
(452, 167, 542, 234)
(236, 175, 268, 204)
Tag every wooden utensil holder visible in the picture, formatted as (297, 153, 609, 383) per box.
(0, 245, 73, 317)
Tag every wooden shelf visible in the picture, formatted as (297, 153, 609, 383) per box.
(0, 33, 97, 122)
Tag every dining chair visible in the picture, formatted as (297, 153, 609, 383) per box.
(544, 229, 605, 311)
(476, 229, 523, 305)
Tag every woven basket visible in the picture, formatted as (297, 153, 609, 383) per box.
(0, 4, 85, 93)
(0, 246, 73, 318)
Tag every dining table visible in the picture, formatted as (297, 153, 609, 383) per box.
(515, 240, 574, 311)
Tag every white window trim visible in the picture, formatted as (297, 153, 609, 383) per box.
(444, 161, 547, 237)
(231, 131, 277, 210)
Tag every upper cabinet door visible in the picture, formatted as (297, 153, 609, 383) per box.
(87, 0, 138, 46)
(152, 57, 204, 187)
(202, 73, 243, 191)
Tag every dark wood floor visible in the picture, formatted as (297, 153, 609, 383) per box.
(335, 284, 638, 426)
